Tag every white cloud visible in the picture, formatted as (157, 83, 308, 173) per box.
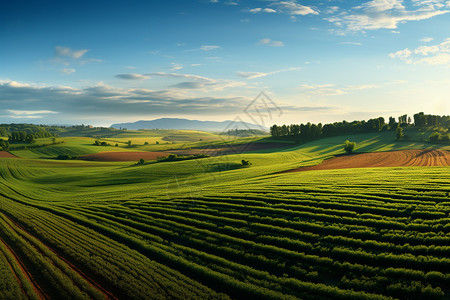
(420, 36, 434, 42)
(55, 46, 88, 59)
(389, 48, 412, 59)
(339, 42, 363, 46)
(0, 80, 257, 118)
(389, 38, 450, 65)
(200, 45, 220, 51)
(298, 83, 378, 96)
(327, 0, 449, 32)
(271, 1, 318, 15)
(170, 63, 183, 71)
(237, 67, 301, 79)
(248, 8, 277, 13)
(61, 68, 76, 74)
(125, 66, 136, 69)
(7, 109, 58, 115)
(115, 74, 151, 80)
(49, 46, 101, 67)
(257, 38, 285, 47)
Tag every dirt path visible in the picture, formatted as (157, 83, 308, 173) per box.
(285, 149, 450, 173)
(0, 235, 48, 300)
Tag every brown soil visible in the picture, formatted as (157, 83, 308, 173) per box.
(166, 142, 293, 156)
(0, 235, 49, 299)
(286, 149, 450, 172)
(79, 151, 169, 162)
(0, 151, 17, 158)
(1, 212, 118, 300)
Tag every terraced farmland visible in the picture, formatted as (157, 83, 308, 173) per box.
(0, 133, 449, 299)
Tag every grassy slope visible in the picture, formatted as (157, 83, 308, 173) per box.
(0, 129, 449, 299)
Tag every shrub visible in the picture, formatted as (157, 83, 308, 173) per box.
(344, 140, 356, 154)
(241, 160, 251, 166)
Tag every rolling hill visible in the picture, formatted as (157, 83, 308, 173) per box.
(110, 118, 268, 132)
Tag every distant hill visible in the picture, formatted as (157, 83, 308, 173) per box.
(110, 118, 267, 132)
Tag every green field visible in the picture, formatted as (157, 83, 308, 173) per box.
(0, 129, 449, 299)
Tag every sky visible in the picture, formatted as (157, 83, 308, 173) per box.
(1, 0, 450, 127)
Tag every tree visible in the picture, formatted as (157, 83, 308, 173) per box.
(127, 140, 132, 147)
(137, 158, 145, 165)
(396, 127, 404, 140)
(241, 159, 251, 166)
(429, 132, 441, 142)
(344, 140, 356, 154)
(0, 139, 9, 151)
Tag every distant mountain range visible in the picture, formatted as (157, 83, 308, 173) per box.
(110, 118, 267, 132)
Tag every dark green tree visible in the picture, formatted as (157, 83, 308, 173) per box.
(344, 140, 356, 154)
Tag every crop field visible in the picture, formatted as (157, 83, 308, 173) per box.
(0, 130, 449, 299)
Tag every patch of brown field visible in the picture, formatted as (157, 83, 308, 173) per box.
(79, 151, 169, 162)
(286, 150, 450, 173)
(166, 142, 293, 156)
(0, 151, 17, 158)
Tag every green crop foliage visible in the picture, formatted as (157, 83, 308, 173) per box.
(0, 130, 449, 299)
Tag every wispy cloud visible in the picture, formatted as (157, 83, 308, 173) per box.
(55, 46, 88, 59)
(48, 46, 102, 67)
(327, 0, 449, 32)
(248, 8, 277, 13)
(298, 83, 379, 96)
(186, 45, 221, 52)
(170, 63, 183, 71)
(257, 38, 285, 47)
(271, 1, 318, 16)
(115, 74, 151, 80)
(61, 68, 76, 75)
(6, 109, 58, 119)
(420, 36, 434, 42)
(389, 37, 450, 65)
(339, 42, 363, 46)
(0, 80, 249, 118)
(237, 67, 301, 79)
(200, 45, 220, 51)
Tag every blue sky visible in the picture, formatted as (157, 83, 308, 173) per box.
(1, 0, 450, 127)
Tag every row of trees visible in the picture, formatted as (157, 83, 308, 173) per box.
(8, 131, 40, 143)
(414, 112, 450, 127)
(270, 117, 389, 139)
(271, 112, 450, 140)
(0, 124, 54, 138)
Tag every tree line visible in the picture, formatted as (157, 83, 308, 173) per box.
(270, 112, 450, 140)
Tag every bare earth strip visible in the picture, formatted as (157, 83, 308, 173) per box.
(286, 150, 450, 173)
(0, 236, 48, 300)
(79, 151, 169, 162)
(0, 240, 29, 299)
(1, 212, 118, 300)
(0, 152, 17, 158)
